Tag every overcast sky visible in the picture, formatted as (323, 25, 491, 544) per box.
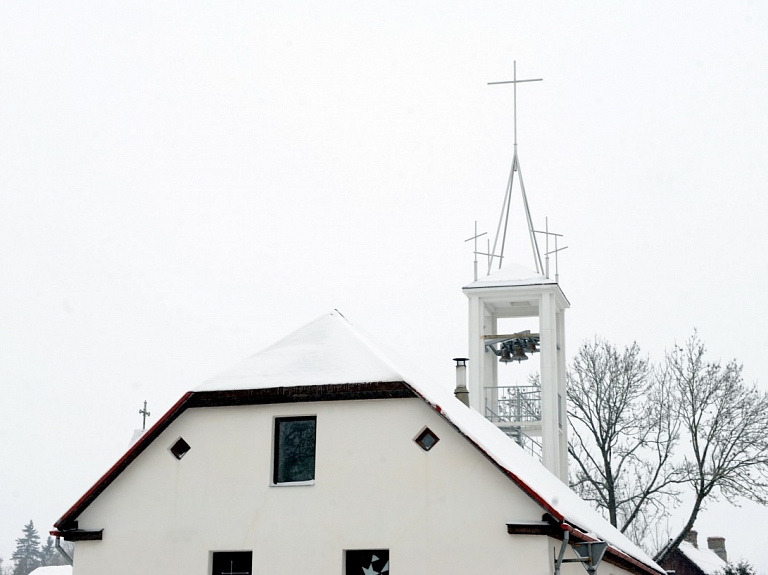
(2, 0, 767, 570)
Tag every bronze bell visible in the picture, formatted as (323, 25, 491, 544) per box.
(524, 339, 539, 354)
(512, 343, 528, 362)
(500, 347, 513, 363)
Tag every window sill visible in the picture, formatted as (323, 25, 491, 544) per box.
(270, 480, 315, 487)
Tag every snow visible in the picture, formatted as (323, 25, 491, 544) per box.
(195, 310, 663, 574)
(29, 567, 73, 575)
(129, 429, 145, 446)
(463, 262, 557, 289)
(678, 541, 727, 575)
(196, 311, 402, 391)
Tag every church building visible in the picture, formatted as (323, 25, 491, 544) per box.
(51, 63, 665, 575)
(51, 306, 664, 575)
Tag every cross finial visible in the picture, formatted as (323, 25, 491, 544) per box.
(482, 61, 545, 275)
(139, 400, 151, 430)
(488, 60, 543, 147)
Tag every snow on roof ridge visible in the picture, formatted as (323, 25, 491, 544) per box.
(333, 315, 663, 575)
(463, 262, 557, 289)
(678, 541, 727, 575)
(61, 311, 660, 575)
(195, 310, 405, 391)
(194, 310, 662, 573)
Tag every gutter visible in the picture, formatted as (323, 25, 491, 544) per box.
(51, 534, 73, 565)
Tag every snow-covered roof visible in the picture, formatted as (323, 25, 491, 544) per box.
(203, 311, 661, 574)
(29, 567, 73, 575)
(56, 310, 662, 575)
(463, 262, 557, 289)
(197, 310, 402, 391)
(678, 541, 727, 575)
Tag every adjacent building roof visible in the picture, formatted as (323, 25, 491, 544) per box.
(678, 541, 728, 575)
(54, 310, 662, 575)
(29, 567, 73, 575)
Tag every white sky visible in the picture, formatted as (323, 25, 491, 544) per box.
(1, 0, 767, 570)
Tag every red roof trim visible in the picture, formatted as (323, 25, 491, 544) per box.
(562, 523, 665, 575)
(54, 391, 194, 530)
(52, 381, 662, 575)
(416, 392, 563, 522)
(406, 386, 664, 575)
(53, 383, 414, 530)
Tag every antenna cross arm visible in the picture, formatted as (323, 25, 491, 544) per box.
(533, 229, 563, 238)
(488, 78, 543, 85)
(545, 246, 569, 256)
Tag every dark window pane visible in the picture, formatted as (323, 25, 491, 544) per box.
(346, 549, 389, 574)
(274, 417, 316, 483)
(170, 437, 191, 460)
(212, 551, 252, 575)
(415, 428, 439, 452)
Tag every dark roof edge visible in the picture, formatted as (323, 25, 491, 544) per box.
(411, 388, 663, 575)
(507, 518, 665, 575)
(189, 381, 414, 407)
(53, 382, 415, 531)
(55, 391, 195, 530)
(404, 385, 564, 521)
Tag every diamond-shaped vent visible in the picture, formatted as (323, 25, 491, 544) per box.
(170, 437, 191, 460)
(415, 428, 439, 451)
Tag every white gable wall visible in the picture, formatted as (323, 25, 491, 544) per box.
(71, 397, 632, 575)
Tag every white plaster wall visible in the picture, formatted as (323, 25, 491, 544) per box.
(71, 397, 636, 575)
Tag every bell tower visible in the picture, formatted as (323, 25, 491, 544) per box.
(463, 62, 569, 482)
(463, 265, 569, 481)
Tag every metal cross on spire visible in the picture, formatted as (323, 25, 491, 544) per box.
(139, 400, 150, 430)
(486, 61, 545, 275)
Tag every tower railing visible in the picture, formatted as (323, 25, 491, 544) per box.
(485, 384, 542, 458)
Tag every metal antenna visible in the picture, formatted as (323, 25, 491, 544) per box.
(533, 217, 568, 282)
(465, 221, 488, 281)
(487, 61, 544, 275)
(139, 400, 151, 431)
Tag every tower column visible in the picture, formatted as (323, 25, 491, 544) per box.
(540, 291, 561, 479)
(556, 309, 568, 478)
(467, 295, 484, 412)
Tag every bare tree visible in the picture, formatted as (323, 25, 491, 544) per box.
(568, 333, 768, 561)
(567, 338, 683, 548)
(655, 333, 768, 563)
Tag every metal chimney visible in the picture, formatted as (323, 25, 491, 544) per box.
(453, 358, 469, 406)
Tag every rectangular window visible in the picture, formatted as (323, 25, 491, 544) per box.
(273, 416, 316, 484)
(211, 551, 252, 575)
(345, 549, 389, 574)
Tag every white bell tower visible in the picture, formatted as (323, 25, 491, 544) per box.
(462, 62, 569, 482)
(463, 266, 569, 481)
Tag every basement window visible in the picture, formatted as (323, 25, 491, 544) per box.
(169, 437, 191, 460)
(345, 549, 389, 575)
(273, 416, 316, 484)
(414, 427, 439, 451)
(211, 551, 252, 575)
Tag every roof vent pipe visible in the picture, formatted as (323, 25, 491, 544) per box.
(453, 358, 470, 406)
(707, 537, 727, 563)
